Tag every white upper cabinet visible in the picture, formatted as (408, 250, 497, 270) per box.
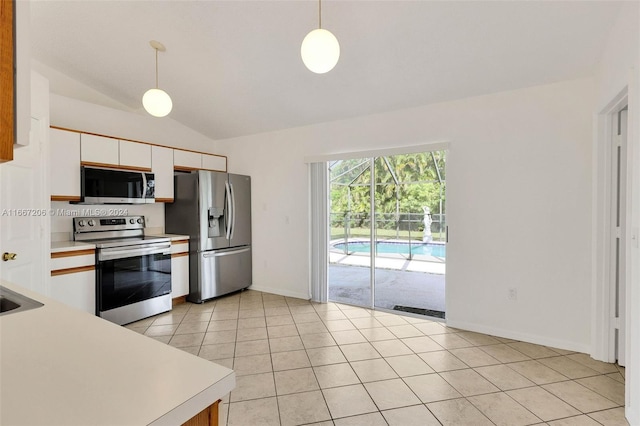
(174, 149, 202, 170)
(201, 153, 227, 172)
(80, 133, 119, 165)
(119, 140, 152, 170)
(50, 128, 81, 201)
(80, 135, 152, 170)
(152, 145, 174, 201)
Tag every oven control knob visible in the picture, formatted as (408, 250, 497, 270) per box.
(137, 218, 143, 224)
(88, 220, 95, 227)
(78, 220, 85, 227)
(129, 218, 135, 224)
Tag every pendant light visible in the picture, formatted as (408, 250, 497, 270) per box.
(301, 0, 340, 74)
(142, 40, 173, 117)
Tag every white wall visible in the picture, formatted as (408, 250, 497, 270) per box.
(216, 78, 594, 352)
(49, 94, 218, 154)
(592, 3, 639, 424)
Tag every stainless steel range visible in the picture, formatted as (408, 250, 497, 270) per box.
(73, 216, 172, 325)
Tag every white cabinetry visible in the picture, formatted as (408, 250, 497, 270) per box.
(173, 150, 202, 171)
(80, 133, 119, 165)
(119, 140, 152, 170)
(152, 145, 174, 202)
(50, 271, 95, 314)
(201, 154, 227, 172)
(174, 150, 228, 173)
(171, 240, 190, 298)
(50, 128, 81, 201)
(80, 134, 152, 170)
(50, 248, 96, 315)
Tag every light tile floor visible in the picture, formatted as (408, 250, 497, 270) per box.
(126, 290, 628, 426)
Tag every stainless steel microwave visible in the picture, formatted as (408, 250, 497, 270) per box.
(79, 166, 155, 204)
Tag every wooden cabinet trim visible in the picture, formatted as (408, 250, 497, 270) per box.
(155, 197, 174, 203)
(172, 252, 189, 258)
(172, 296, 187, 306)
(171, 239, 190, 245)
(174, 165, 201, 172)
(200, 168, 226, 172)
(51, 195, 82, 202)
(80, 161, 152, 173)
(51, 126, 227, 162)
(51, 249, 95, 259)
(51, 265, 95, 277)
(181, 400, 220, 426)
(0, 0, 14, 163)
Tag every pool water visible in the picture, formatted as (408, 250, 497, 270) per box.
(334, 241, 446, 257)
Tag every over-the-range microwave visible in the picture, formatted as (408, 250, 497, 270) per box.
(78, 166, 155, 204)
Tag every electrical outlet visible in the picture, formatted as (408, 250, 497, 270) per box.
(508, 287, 517, 301)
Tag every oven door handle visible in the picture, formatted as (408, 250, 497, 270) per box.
(98, 243, 171, 261)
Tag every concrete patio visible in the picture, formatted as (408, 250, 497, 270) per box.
(328, 251, 446, 315)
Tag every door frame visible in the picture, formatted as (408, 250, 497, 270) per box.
(592, 90, 629, 363)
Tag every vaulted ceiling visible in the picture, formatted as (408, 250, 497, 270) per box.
(30, 1, 623, 140)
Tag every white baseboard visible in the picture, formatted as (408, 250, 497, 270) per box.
(446, 319, 591, 354)
(247, 284, 311, 301)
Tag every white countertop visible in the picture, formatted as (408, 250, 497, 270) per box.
(0, 281, 235, 426)
(51, 240, 97, 253)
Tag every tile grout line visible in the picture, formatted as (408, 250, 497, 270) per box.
(128, 290, 627, 426)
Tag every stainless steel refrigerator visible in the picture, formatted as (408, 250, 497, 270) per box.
(165, 171, 252, 303)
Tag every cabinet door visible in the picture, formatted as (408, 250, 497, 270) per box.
(171, 252, 190, 297)
(174, 149, 202, 171)
(50, 270, 96, 314)
(50, 128, 81, 201)
(119, 140, 152, 170)
(80, 133, 119, 166)
(201, 154, 227, 172)
(152, 145, 174, 202)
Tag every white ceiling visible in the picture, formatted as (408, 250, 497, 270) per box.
(30, 1, 622, 141)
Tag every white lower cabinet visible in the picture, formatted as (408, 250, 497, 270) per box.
(50, 271, 96, 314)
(51, 248, 96, 314)
(171, 241, 190, 298)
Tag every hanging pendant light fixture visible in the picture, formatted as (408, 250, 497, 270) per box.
(142, 40, 172, 117)
(301, 0, 340, 74)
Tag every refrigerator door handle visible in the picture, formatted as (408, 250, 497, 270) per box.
(202, 247, 251, 258)
(230, 182, 236, 240)
(225, 180, 232, 240)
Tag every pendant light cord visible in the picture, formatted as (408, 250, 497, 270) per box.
(155, 48, 159, 89)
(319, 0, 322, 29)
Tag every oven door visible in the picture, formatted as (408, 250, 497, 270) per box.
(97, 243, 171, 314)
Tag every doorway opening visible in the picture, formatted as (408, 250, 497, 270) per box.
(327, 150, 446, 318)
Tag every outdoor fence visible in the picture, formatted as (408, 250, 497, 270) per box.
(330, 211, 446, 258)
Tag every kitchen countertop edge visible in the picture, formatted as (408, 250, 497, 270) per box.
(51, 240, 97, 253)
(0, 280, 235, 426)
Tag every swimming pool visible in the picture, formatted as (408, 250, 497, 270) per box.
(333, 241, 446, 257)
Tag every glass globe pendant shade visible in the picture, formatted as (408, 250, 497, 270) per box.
(301, 28, 340, 74)
(142, 88, 173, 117)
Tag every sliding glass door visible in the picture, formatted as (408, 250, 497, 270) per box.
(328, 157, 373, 307)
(328, 150, 446, 319)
